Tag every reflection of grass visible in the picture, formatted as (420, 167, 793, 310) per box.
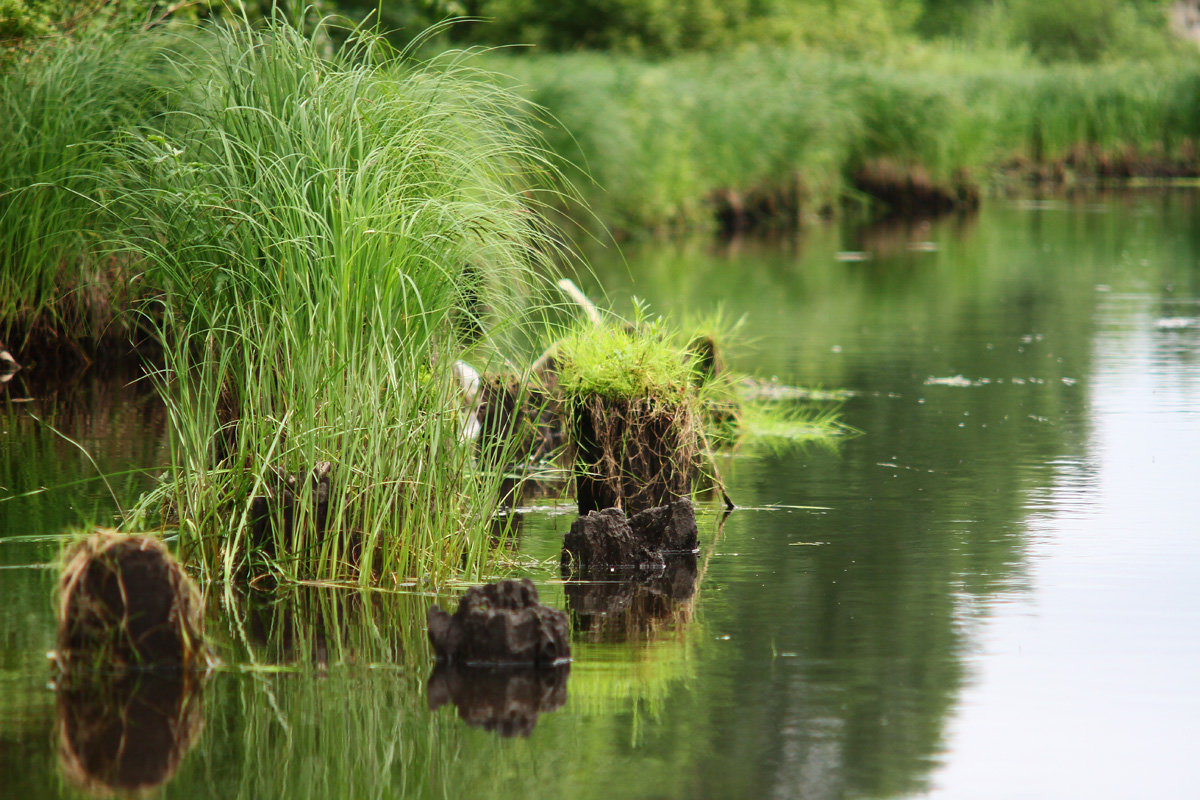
(736, 400, 858, 447)
(569, 635, 697, 745)
(216, 584, 433, 669)
(0, 375, 167, 540)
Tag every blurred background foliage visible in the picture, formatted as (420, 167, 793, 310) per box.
(3, 0, 1197, 236)
(2, 0, 1191, 62)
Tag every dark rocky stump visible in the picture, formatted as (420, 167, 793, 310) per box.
(561, 507, 665, 571)
(561, 499, 699, 572)
(427, 578, 570, 666)
(426, 662, 569, 737)
(629, 498, 700, 554)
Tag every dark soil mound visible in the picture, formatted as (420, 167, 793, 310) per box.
(561, 508, 664, 571)
(629, 499, 700, 554)
(427, 662, 569, 737)
(57, 671, 205, 793)
(56, 532, 206, 670)
(427, 578, 570, 666)
(561, 499, 699, 572)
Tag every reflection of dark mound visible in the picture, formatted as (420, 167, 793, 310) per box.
(427, 578, 570, 666)
(427, 662, 569, 738)
(564, 554, 698, 639)
(57, 671, 205, 794)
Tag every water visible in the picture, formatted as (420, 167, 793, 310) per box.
(2, 189, 1199, 798)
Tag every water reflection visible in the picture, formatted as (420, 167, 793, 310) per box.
(564, 555, 698, 642)
(229, 586, 422, 667)
(2, 190, 1199, 799)
(56, 671, 206, 795)
(0, 364, 166, 540)
(427, 663, 569, 737)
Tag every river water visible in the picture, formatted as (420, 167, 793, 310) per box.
(2, 189, 1198, 798)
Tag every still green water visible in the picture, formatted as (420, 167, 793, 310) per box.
(2, 190, 1199, 798)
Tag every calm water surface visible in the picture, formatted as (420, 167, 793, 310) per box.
(2, 190, 1198, 798)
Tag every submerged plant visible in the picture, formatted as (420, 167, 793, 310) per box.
(109, 20, 564, 585)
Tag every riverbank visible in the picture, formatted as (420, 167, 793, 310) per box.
(484, 46, 1200, 235)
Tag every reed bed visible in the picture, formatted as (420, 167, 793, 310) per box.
(92, 21, 565, 585)
(0, 25, 181, 348)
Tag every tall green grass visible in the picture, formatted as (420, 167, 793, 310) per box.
(0, 25, 180, 347)
(102, 20, 564, 585)
(484, 47, 1200, 232)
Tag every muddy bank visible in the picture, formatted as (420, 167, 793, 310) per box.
(1007, 142, 1200, 183)
(709, 177, 809, 235)
(852, 159, 981, 217)
(427, 662, 569, 737)
(0, 321, 160, 380)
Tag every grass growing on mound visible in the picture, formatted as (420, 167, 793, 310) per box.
(106, 20, 565, 586)
(556, 316, 699, 401)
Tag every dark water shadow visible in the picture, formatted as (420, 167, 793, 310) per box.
(563, 553, 698, 643)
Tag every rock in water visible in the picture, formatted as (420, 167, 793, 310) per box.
(427, 579, 569, 666)
(561, 498, 699, 571)
(629, 498, 699, 553)
(560, 507, 665, 571)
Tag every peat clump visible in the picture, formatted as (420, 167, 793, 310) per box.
(427, 578, 570, 666)
(427, 662, 569, 738)
(57, 671, 205, 794)
(561, 499, 699, 572)
(561, 507, 664, 571)
(56, 532, 207, 671)
(572, 394, 699, 515)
